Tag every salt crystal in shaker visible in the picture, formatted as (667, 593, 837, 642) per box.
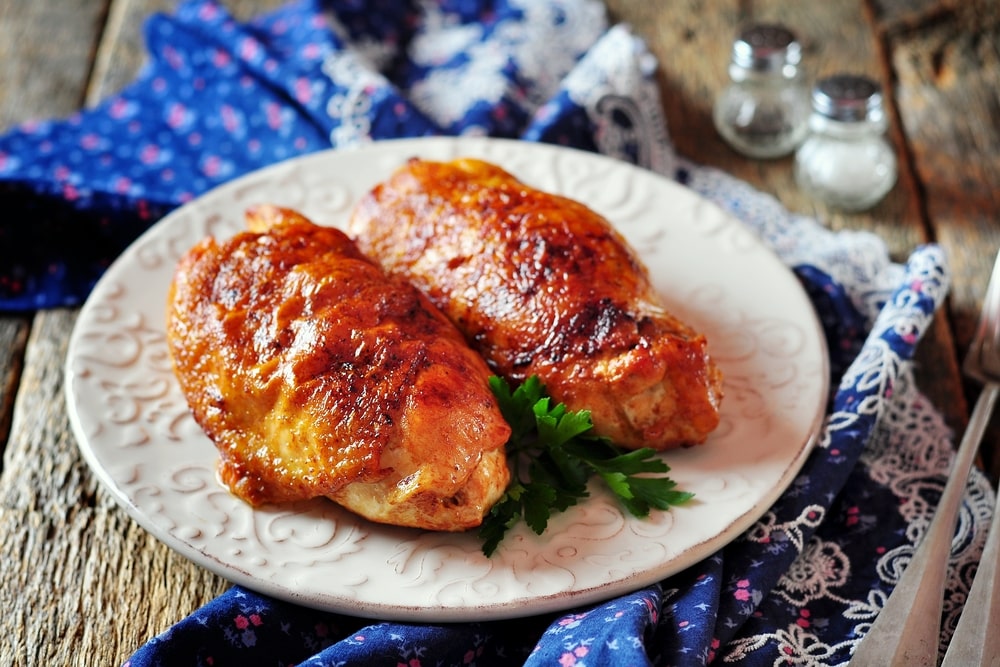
(794, 75, 897, 211)
(713, 24, 810, 158)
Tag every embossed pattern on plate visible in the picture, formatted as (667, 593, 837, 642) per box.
(66, 137, 829, 621)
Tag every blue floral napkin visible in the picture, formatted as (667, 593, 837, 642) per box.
(2, 1, 993, 665)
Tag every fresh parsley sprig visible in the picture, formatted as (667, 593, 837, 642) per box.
(479, 375, 694, 556)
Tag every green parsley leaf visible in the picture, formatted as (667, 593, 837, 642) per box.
(479, 375, 694, 556)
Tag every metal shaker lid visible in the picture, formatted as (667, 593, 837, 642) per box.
(811, 75, 885, 122)
(732, 24, 802, 72)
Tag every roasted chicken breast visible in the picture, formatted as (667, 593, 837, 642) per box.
(349, 158, 723, 450)
(166, 205, 511, 531)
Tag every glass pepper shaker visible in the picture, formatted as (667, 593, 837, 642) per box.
(713, 24, 810, 158)
(794, 74, 897, 211)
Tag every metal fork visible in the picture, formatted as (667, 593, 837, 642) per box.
(941, 256, 1000, 665)
(849, 248, 1000, 666)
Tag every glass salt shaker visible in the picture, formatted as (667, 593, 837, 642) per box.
(713, 24, 810, 158)
(794, 75, 897, 211)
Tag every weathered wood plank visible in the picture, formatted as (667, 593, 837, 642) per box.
(886, 5, 1000, 339)
(881, 3, 1000, 482)
(0, 318, 29, 456)
(0, 0, 107, 127)
(79, 512, 229, 664)
(0, 311, 95, 510)
(0, 502, 229, 665)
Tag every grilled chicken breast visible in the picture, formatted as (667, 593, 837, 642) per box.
(166, 205, 511, 531)
(349, 158, 723, 450)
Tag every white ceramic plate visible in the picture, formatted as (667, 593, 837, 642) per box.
(66, 137, 828, 621)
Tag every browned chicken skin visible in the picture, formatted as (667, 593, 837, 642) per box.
(166, 205, 511, 531)
(349, 158, 723, 450)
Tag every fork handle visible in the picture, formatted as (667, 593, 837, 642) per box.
(941, 441, 1000, 666)
(849, 382, 1000, 666)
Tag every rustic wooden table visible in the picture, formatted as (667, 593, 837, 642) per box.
(1, 1, 997, 664)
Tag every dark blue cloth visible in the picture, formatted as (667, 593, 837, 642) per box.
(3, 2, 988, 665)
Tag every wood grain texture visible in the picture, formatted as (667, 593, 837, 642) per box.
(0, 0, 997, 664)
(0, 0, 107, 127)
(887, 4, 1000, 340)
(879, 2, 1000, 480)
(0, 318, 29, 460)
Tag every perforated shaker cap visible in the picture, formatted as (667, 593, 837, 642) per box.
(732, 24, 801, 72)
(811, 75, 885, 122)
